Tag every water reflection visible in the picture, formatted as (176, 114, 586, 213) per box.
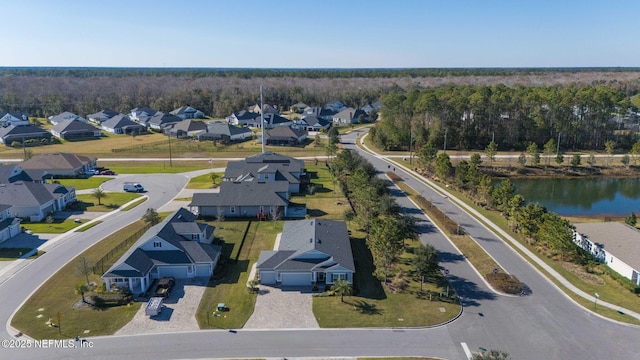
(510, 177, 640, 216)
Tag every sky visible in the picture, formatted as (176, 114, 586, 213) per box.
(1, 0, 639, 68)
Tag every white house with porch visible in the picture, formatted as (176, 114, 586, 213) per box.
(102, 208, 219, 293)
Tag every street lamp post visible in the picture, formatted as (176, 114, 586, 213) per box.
(443, 269, 450, 297)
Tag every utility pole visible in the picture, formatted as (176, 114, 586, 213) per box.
(167, 132, 173, 167)
(443, 129, 448, 152)
(409, 126, 413, 165)
(260, 86, 266, 154)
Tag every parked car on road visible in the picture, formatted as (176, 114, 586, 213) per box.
(123, 182, 144, 192)
(100, 170, 115, 175)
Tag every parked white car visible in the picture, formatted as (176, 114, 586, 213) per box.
(123, 182, 144, 192)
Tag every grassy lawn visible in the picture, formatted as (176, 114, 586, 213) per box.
(291, 163, 348, 220)
(21, 218, 90, 234)
(313, 229, 460, 327)
(54, 177, 111, 190)
(100, 160, 226, 174)
(186, 172, 223, 189)
(0, 248, 42, 260)
(197, 220, 282, 329)
(75, 192, 143, 212)
(11, 221, 150, 339)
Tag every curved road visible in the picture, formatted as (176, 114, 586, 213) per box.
(1, 135, 639, 359)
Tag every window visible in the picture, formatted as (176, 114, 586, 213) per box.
(230, 206, 236, 214)
(153, 241, 162, 248)
(191, 234, 199, 240)
(332, 273, 346, 281)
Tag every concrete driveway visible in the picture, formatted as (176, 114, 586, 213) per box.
(115, 278, 207, 335)
(243, 285, 319, 329)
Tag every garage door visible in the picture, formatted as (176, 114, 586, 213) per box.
(158, 266, 188, 279)
(281, 272, 312, 286)
(195, 264, 211, 277)
(259, 271, 277, 285)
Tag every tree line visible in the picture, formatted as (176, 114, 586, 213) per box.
(372, 84, 640, 153)
(3, 66, 638, 79)
(329, 149, 439, 285)
(1, 68, 639, 123)
(421, 153, 587, 264)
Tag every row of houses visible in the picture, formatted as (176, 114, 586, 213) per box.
(0, 153, 91, 243)
(100, 206, 355, 292)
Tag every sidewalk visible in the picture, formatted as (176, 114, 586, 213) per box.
(359, 133, 640, 323)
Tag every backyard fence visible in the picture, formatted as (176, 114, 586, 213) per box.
(92, 225, 151, 275)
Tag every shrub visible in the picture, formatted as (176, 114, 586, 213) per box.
(486, 272, 523, 294)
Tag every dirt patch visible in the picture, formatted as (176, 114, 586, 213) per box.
(560, 262, 605, 286)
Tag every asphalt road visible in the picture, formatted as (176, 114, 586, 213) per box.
(1, 135, 640, 360)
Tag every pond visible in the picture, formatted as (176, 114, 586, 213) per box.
(509, 177, 640, 217)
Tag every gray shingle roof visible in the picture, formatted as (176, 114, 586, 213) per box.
(574, 222, 640, 272)
(48, 111, 86, 124)
(21, 153, 95, 172)
(190, 181, 289, 207)
(51, 119, 98, 134)
(149, 112, 183, 127)
(102, 208, 220, 278)
(0, 181, 63, 206)
(0, 165, 32, 184)
(257, 219, 354, 272)
(102, 114, 140, 129)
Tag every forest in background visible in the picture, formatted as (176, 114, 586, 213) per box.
(2, 68, 640, 154)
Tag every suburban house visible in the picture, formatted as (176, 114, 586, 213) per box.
(50, 119, 102, 140)
(189, 180, 292, 219)
(249, 103, 279, 115)
(261, 113, 293, 129)
(87, 109, 120, 125)
(332, 108, 368, 125)
(0, 124, 52, 145)
(101, 208, 220, 293)
(222, 152, 305, 193)
(189, 152, 306, 218)
(290, 102, 308, 113)
(0, 112, 30, 127)
(0, 165, 41, 184)
(129, 107, 160, 124)
(20, 153, 97, 177)
(198, 122, 253, 143)
(0, 203, 21, 245)
(263, 126, 308, 146)
(256, 219, 355, 286)
(225, 110, 261, 126)
(361, 100, 381, 115)
(170, 105, 205, 120)
(304, 107, 337, 121)
(573, 222, 640, 286)
(148, 112, 184, 131)
(325, 101, 347, 113)
(165, 119, 207, 138)
(296, 115, 330, 132)
(48, 111, 87, 126)
(0, 181, 76, 221)
(101, 114, 146, 135)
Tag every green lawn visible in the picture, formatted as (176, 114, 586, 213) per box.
(186, 172, 223, 189)
(197, 220, 282, 329)
(11, 221, 150, 339)
(21, 218, 90, 234)
(0, 248, 42, 260)
(313, 229, 460, 327)
(54, 177, 111, 190)
(74, 192, 143, 212)
(100, 161, 225, 174)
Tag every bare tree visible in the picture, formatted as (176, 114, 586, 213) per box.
(75, 257, 92, 285)
(270, 206, 282, 221)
